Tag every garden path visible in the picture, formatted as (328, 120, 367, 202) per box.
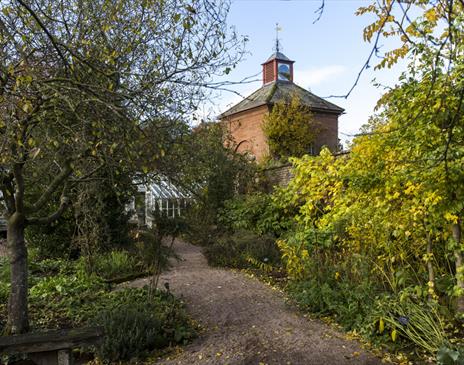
(127, 239, 382, 365)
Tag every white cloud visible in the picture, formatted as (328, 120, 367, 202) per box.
(294, 65, 346, 89)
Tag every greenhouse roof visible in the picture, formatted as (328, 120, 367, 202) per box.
(136, 177, 191, 200)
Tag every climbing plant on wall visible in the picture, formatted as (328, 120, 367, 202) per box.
(262, 95, 318, 161)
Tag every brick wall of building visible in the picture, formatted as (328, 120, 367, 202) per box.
(312, 112, 339, 154)
(224, 106, 339, 163)
(223, 105, 270, 162)
(263, 63, 274, 84)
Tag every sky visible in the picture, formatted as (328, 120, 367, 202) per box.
(205, 0, 408, 146)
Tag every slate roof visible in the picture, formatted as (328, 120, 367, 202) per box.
(219, 81, 345, 118)
(263, 52, 293, 63)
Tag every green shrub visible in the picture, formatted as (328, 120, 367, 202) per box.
(0, 256, 9, 283)
(287, 271, 452, 356)
(0, 281, 9, 306)
(29, 256, 75, 277)
(437, 345, 464, 365)
(27, 273, 108, 329)
(184, 203, 221, 246)
(76, 250, 143, 281)
(95, 289, 196, 362)
(219, 193, 291, 237)
(1, 267, 196, 362)
(1, 250, 196, 362)
(204, 230, 281, 270)
(383, 300, 448, 354)
(287, 276, 378, 331)
(134, 229, 176, 274)
(0, 257, 10, 318)
(25, 211, 76, 259)
(263, 95, 318, 160)
(96, 303, 165, 361)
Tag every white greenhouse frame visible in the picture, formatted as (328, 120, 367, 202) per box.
(128, 178, 191, 227)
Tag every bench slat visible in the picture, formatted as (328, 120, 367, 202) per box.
(0, 327, 103, 355)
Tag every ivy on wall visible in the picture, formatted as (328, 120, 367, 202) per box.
(262, 95, 319, 161)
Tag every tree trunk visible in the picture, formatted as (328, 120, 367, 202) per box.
(452, 222, 464, 316)
(6, 212, 29, 334)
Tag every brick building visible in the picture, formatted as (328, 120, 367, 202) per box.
(219, 50, 344, 162)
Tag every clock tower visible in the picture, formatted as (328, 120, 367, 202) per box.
(219, 32, 344, 163)
(262, 51, 294, 84)
(262, 28, 294, 84)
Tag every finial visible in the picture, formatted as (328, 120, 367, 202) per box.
(274, 23, 282, 53)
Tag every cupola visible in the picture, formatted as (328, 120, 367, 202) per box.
(261, 25, 295, 84)
(262, 51, 294, 84)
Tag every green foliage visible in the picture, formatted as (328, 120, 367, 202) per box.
(282, 236, 383, 333)
(204, 230, 281, 270)
(288, 273, 450, 355)
(287, 278, 378, 332)
(0, 280, 9, 306)
(27, 273, 108, 329)
(219, 192, 292, 236)
(273, 144, 459, 353)
(183, 203, 220, 247)
(0, 256, 9, 283)
(263, 95, 318, 160)
(76, 250, 143, 281)
(150, 210, 188, 243)
(382, 300, 448, 354)
(24, 172, 133, 261)
(0, 0, 245, 333)
(95, 290, 195, 362)
(437, 346, 464, 365)
(353, 0, 464, 319)
(0, 257, 195, 361)
(182, 123, 257, 245)
(182, 123, 256, 213)
(25, 211, 76, 259)
(73, 175, 133, 258)
(269, 69, 464, 353)
(134, 229, 174, 274)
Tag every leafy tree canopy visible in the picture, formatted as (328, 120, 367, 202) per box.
(0, 0, 245, 334)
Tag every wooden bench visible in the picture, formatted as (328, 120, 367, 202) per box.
(0, 327, 103, 365)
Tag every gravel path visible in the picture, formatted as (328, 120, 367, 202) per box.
(127, 240, 382, 365)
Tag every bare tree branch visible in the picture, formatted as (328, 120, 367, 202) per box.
(27, 185, 70, 225)
(15, 0, 70, 71)
(313, 0, 325, 24)
(26, 160, 72, 214)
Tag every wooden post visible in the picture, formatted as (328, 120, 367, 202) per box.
(58, 349, 73, 365)
(29, 349, 73, 365)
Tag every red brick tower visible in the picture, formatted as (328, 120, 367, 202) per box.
(220, 43, 344, 162)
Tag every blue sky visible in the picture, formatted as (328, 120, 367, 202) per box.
(206, 0, 407, 145)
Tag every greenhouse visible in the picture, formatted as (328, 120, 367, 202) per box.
(128, 178, 191, 227)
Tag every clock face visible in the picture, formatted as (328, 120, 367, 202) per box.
(278, 63, 290, 81)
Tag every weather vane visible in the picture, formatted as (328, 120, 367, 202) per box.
(274, 23, 282, 53)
